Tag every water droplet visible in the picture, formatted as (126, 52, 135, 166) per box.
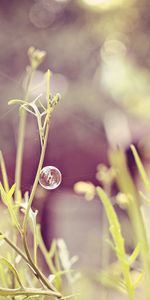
(39, 166, 62, 190)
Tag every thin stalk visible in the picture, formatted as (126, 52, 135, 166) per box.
(100, 184, 111, 300)
(33, 223, 37, 266)
(22, 236, 58, 291)
(15, 68, 59, 293)
(15, 68, 34, 202)
(22, 117, 50, 233)
(128, 197, 150, 300)
(37, 228, 57, 274)
(3, 235, 29, 265)
(0, 287, 61, 298)
(0, 151, 9, 192)
(23, 69, 51, 233)
(54, 246, 62, 290)
(3, 235, 54, 290)
(122, 262, 134, 300)
(21, 118, 58, 292)
(4, 233, 60, 294)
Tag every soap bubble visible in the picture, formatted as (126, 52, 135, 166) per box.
(39, 166, 62, 190)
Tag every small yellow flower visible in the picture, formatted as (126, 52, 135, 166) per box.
(74, 181, 95, 201)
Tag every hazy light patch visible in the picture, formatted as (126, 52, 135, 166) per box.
(55, 0, 70, 2)
(81, 0, 130, 10)
(104, 109, 131, 148)
(23, 70, 46, 99)
(29, 2, 55, 28)
(23, 70, 68, 106)
(101, 39, 127, 62)
(100, 51, 132, 103)
(51, 73, 69, 96)
(29, 0, 64, 28)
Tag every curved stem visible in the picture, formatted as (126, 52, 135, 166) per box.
(3, 235, 29, 265)
(22, 117, 50, 233)
(3, 234, 56, 291)
(14, 67, 58, 294)
(22, 118, 57, 292)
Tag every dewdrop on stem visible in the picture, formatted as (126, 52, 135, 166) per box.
(39, 166, 62, 190)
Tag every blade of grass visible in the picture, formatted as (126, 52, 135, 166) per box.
(131, 144, 150, 195)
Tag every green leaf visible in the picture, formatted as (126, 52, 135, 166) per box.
(29, 208, 38, 266)
(139, 191, 150, 203)
(57, 239, 79, 284)
(8, 99, 27, 106)
(36, 225, 56, 274)
(0, 256, 23, 287)
(105, 238, 115, 252)
(7, 183, 16, 199)
(0, 183, 21, 232)
(0, 263, 7, 287)
(129, 244, 140, 266)
(48, 239, 57, 259)
(131, 144, 150, 195)
(96, 187, 126, 262)
(0, 233, 4, 240)
(133, 272, 144, 289)
(0, 151, 9, 192)
(97, 270, 127, 294)
(96, 187, 134, 297)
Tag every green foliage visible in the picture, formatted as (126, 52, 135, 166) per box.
(130, 144, 150, 196)
(97, 187, 134, 300)
(74, 146, 150, 300)
(0, 48, 77, 300)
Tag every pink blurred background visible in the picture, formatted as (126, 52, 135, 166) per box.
(1, 0, 150, 270)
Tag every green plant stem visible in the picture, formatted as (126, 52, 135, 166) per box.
(23, 237, 58, 291)
(4, 235, 50, 286)
(128, 197, 150, 300)
(14, 66, 60, 296)
(22, 115, 50, 232)
(16, 68, 58, 293)
(0, 151, 9, 192)
(21, 116, 58, 293)
(37, 228, 57, 274)
(122, 263, 134, 300)
(108, 148, 150, 299)
(0, 287, 61, 298)
(3, 233, 61, 296)
(15, 68, 34, 202)
(3, 235, 30, 265)
(97, 187, 134, 300)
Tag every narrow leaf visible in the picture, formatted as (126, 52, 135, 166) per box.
(133, 272, 144, 288)
(129, 244, 140, 266)
(131, 144, 150, 195)
(0, 256, 23, 287)
(8, 99, 27, 106)
(0, 151, 9, 192)
(0, 183, 21, 232)
(96, 187, 125, 262)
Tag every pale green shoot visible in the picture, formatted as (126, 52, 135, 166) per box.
(97, 187, 134, 300)
(131, 144, 150, 195)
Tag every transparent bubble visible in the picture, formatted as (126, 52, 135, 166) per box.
(39, 166, 62, 190)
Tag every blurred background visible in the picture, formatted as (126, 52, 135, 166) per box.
(0, 0, 150, 298)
